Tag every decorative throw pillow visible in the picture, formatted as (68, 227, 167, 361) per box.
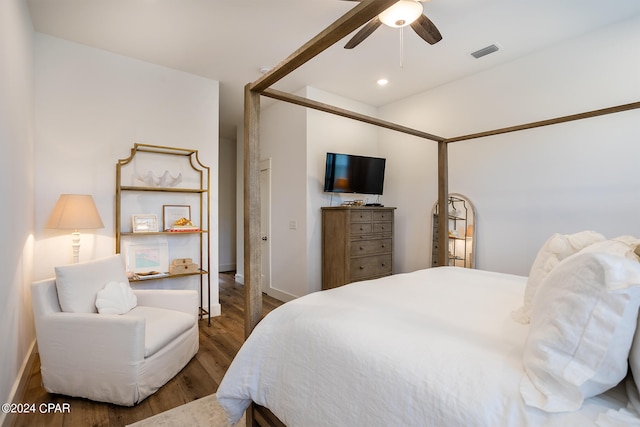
(580, 238, 640, 261)
(95, 281, 138, 314)
(520, 251, 640, 412)
(612, 236, 640, 412)
(512, 230, 605, 324)
(55, 254, 129, 313)
(612, 235, 640, 259)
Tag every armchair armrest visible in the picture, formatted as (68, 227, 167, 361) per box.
(36, 312, 146, 366)
(133, 289, 198, 317)
(35, 312, 146, 406)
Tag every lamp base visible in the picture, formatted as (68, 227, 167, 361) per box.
(72, 231, 80, 263)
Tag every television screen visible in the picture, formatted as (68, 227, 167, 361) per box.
(323, 152, 386, 195)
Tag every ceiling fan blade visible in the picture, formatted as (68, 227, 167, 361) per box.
(344, 17, 382, 49)
(410, 14, 442, 45)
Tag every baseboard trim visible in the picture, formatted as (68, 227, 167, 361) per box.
(266, 287, 297, 303)
(231, 275, 296, 303)
(1, 339, 37, 427)
(219, 263, 236, 273)
(209, 303, 221, 317)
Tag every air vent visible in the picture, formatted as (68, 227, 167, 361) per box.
(471, 44, 500, 59)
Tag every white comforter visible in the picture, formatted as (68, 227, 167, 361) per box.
(217, 267, 628, 426)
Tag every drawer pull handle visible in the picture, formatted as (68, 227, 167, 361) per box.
(359, 266, 364, 270)
(359, 246, 364, 250)
(381, 263, 386, 267)
(381, 244, 385, 248)
(360, 227, 364, 231)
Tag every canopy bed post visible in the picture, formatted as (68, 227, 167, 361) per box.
(244, 83, 263, 338)
(437, 141, 449, 266)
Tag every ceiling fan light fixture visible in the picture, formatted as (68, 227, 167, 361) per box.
(379, 0, 423, 28)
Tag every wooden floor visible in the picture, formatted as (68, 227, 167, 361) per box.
(10, 272, 283, 427)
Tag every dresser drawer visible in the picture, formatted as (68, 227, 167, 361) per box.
(350, 254, 392, 280)
(372, 210, 393, 221)
(350, 238, 392, 256)
(372, 222, 392, 234)
(350, 210, 372, 222)
(350, 222, 372, 235)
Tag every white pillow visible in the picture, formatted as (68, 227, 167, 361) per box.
(580, 238, 640, 261)
(512, 231, 604, 324)
(520, 251, 640, 412)
(611, 236, 640, 412)
(55, 254, 129, 313)
(96, 281, 137, 315)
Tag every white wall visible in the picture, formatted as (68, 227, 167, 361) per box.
(379, 14, 640, 275)
(235, 124, 245, 283)
(0, 0, 35, 421)
(33, 34, 221, 313)
(377, 130, 438, 273)
(219, 137, 237, 272)
(259, 92, 307, 300)
(305, 87, 381, 292)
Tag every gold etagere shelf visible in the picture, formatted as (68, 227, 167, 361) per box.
(116, 143, 211, 325)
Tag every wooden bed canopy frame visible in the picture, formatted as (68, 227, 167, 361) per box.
(243, 0, 640, 339)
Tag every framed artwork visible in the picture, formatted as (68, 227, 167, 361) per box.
(125, 241, 169, 274)
(132, 214, 158, 233)
(163, 204, 192, 231)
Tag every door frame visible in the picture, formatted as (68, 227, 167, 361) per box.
(260, 158, 272, 295)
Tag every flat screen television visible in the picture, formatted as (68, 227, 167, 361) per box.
(323, 152, 386, 195)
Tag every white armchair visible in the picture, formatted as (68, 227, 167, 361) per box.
(31, 254, 199, 406)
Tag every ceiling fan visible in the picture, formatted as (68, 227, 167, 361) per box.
(342, 0, 442, 49)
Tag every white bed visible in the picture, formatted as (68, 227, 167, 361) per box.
(217, 263, 640, 426)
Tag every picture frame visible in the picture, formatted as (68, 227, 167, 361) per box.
(125, 241, 169, 274)
(132, 214, 158, 233)
(163, 204, 192, 231)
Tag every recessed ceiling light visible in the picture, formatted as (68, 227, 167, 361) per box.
(377, 78, 389, 86)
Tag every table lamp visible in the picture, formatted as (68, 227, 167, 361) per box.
(46, 194, 105, 263)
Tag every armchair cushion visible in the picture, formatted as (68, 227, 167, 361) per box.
(126, 306, 195, 357)
(55, 254, 129, 313)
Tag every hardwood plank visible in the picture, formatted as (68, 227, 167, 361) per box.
(11, 272, 283, 427)
(64, 398, 109, 427)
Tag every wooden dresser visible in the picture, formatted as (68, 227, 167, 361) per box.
(321, 206, 395, 290)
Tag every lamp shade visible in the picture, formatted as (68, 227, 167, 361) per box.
(379, 0, 423, 28)
(46, 194, 104, 230)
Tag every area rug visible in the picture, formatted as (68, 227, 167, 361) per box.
(127, 394, 245, 427)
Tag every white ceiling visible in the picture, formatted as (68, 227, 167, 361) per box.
(26, 0, 640, 140)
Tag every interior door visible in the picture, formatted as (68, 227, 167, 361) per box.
(260, 159, 271, 294)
